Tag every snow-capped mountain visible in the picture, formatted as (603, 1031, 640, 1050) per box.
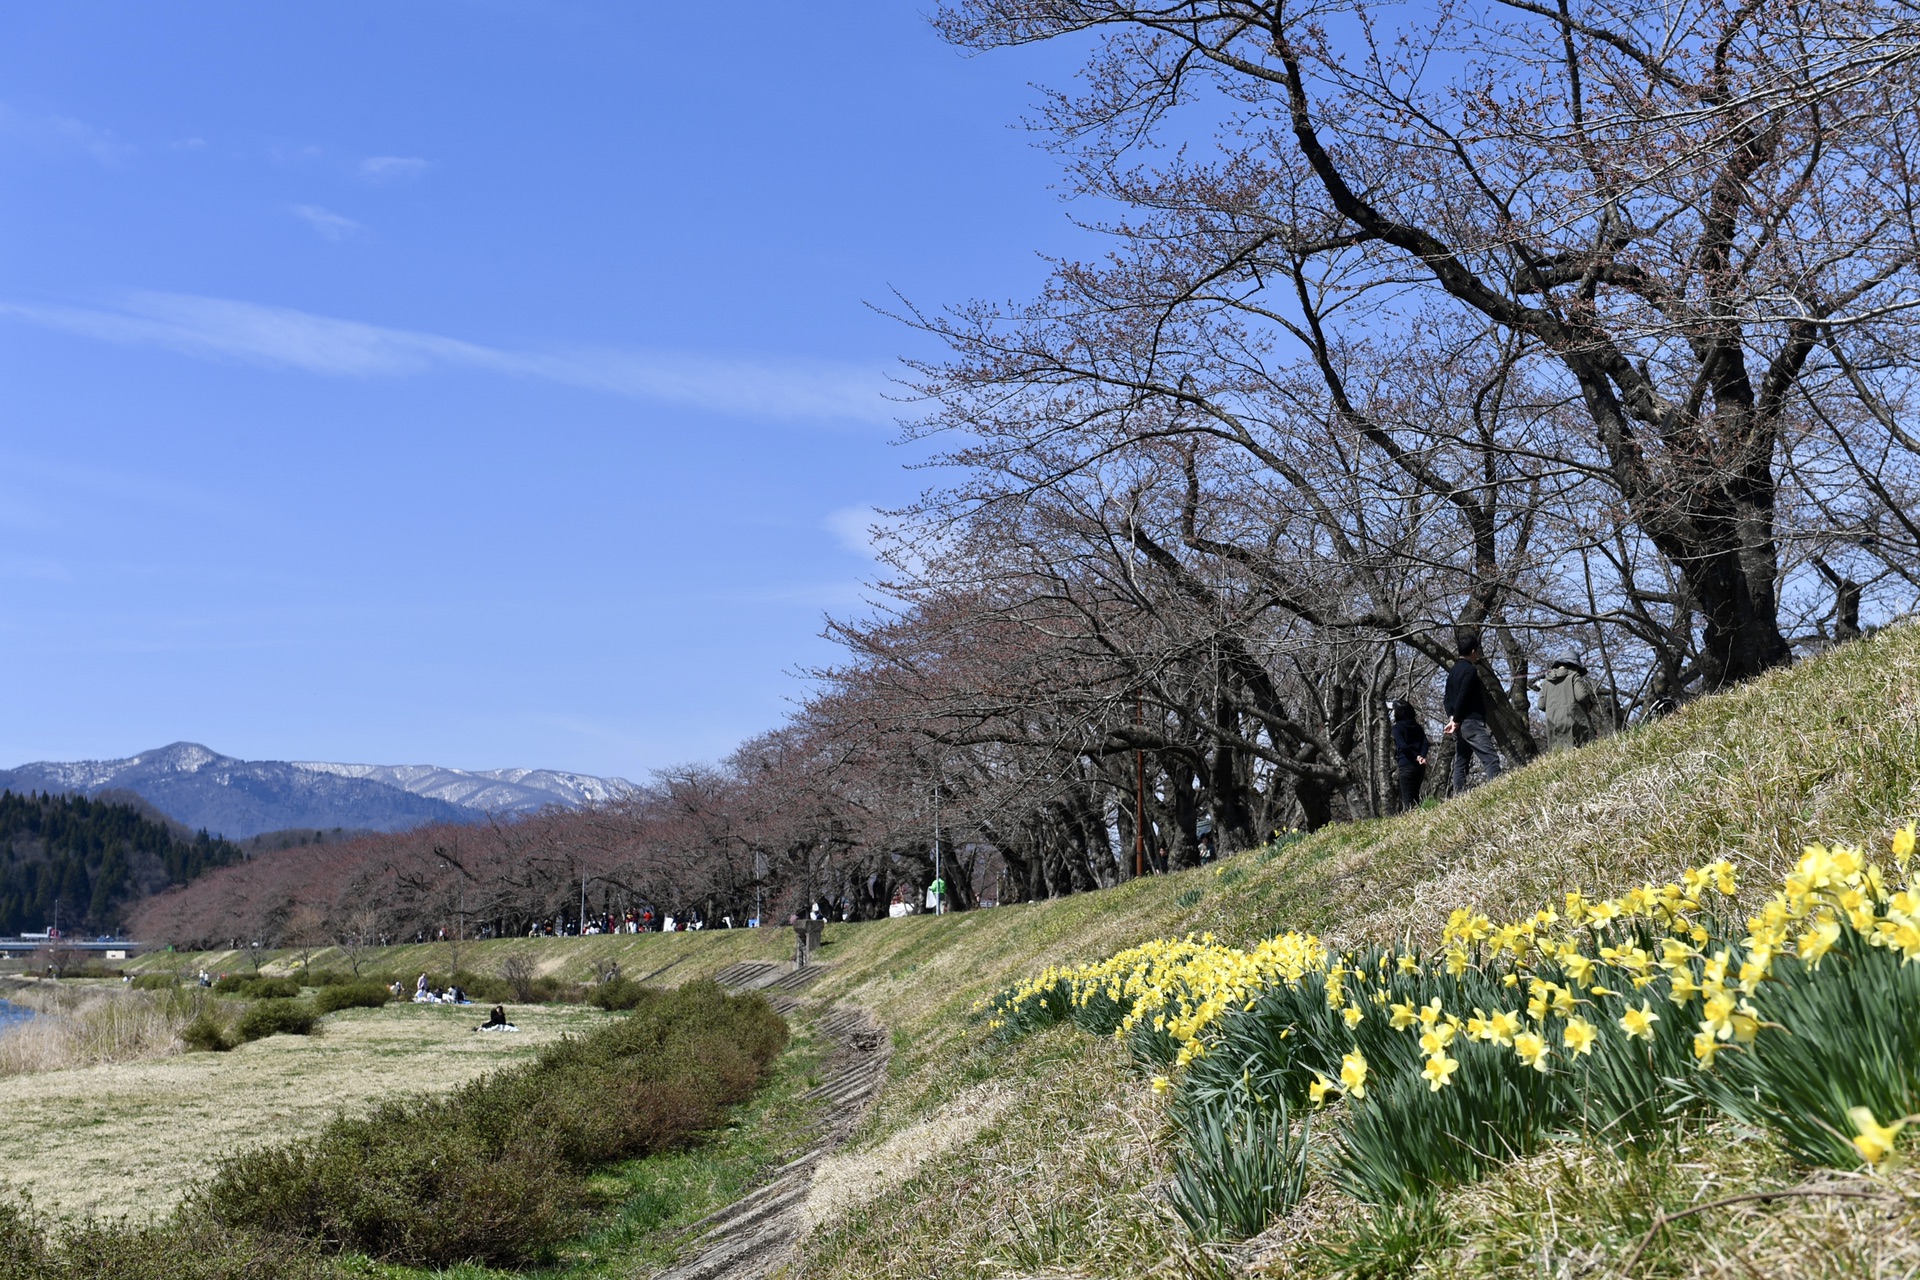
(290, 761, 633, 812)
(0, 742, 633, 840)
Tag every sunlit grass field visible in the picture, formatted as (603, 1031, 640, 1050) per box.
(0, 998, 613, 1220)
(56, 619, 1920, 1276)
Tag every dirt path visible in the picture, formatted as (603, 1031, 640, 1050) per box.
(653, 962, 888, 1280)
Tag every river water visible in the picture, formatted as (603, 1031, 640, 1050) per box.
(0, 998, 34, 1031)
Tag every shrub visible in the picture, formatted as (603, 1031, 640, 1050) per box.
(181, 1014, 234, 1053)
(304, 969, 352, 987)
(0, 1195, 338, 1280)
(211, 975, 301, 1000)
(587, 977, 658, 1011)
(312, 982, 391, 1015)
(500, 954, 538, 1003)
(197, 981, 787, 1268)
(130, 973, 178, 991)
(234, 1002, 318, 1043)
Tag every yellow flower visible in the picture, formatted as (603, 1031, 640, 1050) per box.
(1308, 1074, 1335, 1106)
(1848, 1106, 1907, 1166)
(1343, 1005, 1364, 1029)
(1397, 953, 1419, 974)
(1620, 1001, 1659, 1041)
(1418, 997, 1444, 1028)
(1487, 1009, 1522, 1045)
(1340, 1049, 1368, 1100)
(1667, 969, 1701, 1006)
(1513, 1031, 1549, 1071)
(1563, 1016, 1598, 1056)
(1151, 1075, 1171, 1094)
(1894, 823, 1917, 870)
(1692, 1030, 1720, 1068)
(1389, 1001, 1417, 1030)
(1421, 1052, 1459, 1091)
(1701, 991, 1737, 1041)
(1418, 1024, 1457, 1055)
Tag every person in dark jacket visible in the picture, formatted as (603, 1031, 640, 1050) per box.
(1390, 700, 1429, 810)
(1444, 627, 1504, 793)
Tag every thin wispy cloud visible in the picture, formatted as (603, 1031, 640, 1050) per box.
(358, 155, 429, 181)
(289, 203, 365, 241)
(0, 292, 897, 425)
(827, 506, 888, 558)
(0, 102, 131, 165)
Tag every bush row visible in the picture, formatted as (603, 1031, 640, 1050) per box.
(193, 980, 787, 1267)
(0, 1200, 337, 1280)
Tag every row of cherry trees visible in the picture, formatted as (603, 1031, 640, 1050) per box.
(136, 0, 1920, 946)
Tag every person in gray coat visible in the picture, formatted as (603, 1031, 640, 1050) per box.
(1536, 658, 1600, 752)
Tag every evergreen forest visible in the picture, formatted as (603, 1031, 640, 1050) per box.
(0, 791, 242, 936)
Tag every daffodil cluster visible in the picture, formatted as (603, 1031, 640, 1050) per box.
(978, 931, 1328, 1066)
(987, 825, 1920, 1179)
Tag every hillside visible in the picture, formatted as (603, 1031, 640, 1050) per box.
(128, 622, 1920, 1277)
(0, 791, 243, 935)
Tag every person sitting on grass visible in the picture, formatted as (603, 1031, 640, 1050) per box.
(475, 1005, 515, 1032)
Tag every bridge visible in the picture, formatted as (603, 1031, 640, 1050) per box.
(0, 937, 144, 958)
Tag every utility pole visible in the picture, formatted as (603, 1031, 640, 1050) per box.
(933, 774, 943, 915)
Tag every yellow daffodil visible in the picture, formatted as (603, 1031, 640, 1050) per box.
(1563, 1016, 1598, 1056)
(1848, 1106, 1907, 1166)
(1340, 1049, 1368, 1099)
(1692, 1030, 1721, 1068)
(1422, 1052, 1459, 1091)
(1308, 1074, 1334, 1106)
(1620, 1001, 1659, 1041)
(1513, 1031, 1549, 1071)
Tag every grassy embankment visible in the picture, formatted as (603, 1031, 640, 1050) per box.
(113, 621, 1920, 1277)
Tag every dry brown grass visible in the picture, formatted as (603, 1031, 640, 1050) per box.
(0, 982, 199, 1077)
(0, 998, 612, 1219)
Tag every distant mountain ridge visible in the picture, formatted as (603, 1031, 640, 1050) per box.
(0, 743, 634, 840)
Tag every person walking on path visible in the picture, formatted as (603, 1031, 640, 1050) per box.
(1444, 627, 1504, 794)
(1536, 658, 1600, 752)
(1391, 700, 1429, 810)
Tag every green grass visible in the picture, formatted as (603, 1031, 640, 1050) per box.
(118, 623, 1920, 1278)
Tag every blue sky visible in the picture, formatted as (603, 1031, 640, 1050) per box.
(0, 2, 1089, 780)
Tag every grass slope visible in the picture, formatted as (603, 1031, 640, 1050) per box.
(121, 623, 1920, 1277)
